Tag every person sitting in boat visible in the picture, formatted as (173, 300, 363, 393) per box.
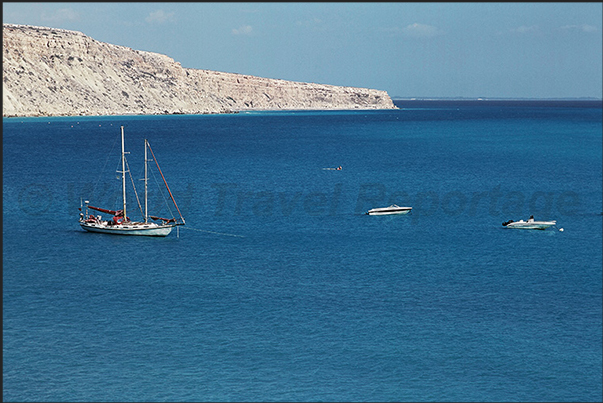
(528, 215, 535, 222)
(337, 166, 342, 170)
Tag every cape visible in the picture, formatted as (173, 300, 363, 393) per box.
(3, 23, 397, 117)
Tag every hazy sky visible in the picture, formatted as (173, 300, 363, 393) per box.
(3, 2, 602, 99)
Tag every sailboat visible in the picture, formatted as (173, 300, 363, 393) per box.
(78, 126, 185, 236)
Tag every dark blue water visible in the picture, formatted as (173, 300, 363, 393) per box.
(3, 101, 602, 402)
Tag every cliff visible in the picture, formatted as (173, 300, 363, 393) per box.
(2, 23, 396, 117)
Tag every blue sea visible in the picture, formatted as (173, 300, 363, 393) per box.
(3, 100, 602, 402)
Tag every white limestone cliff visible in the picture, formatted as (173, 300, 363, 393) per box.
(3, 24, 396, 117)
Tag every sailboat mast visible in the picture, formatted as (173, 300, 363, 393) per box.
(121, 126, 127, 220)
(144, 139, 148, 223)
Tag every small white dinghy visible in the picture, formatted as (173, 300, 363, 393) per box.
(366, 204, 412, 216)
(502, 215, 556, 230)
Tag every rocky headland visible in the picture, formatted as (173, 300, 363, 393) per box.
(3, 23, 397, 118)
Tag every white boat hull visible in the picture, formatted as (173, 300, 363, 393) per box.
(505, 220, 556, 230)
(80, 221, 173, 236)
(366, 206, 412, 215)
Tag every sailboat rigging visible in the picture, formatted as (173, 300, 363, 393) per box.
(79, 126, 185, 236)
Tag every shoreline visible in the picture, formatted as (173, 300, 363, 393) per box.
(5, 99, 601, 120)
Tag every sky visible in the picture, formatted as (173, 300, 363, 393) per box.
(3, 2, 602, 99)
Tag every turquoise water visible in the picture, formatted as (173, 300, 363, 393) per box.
(3, 101, 602, 401)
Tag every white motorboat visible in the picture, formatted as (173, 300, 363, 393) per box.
(366, 204, 412, 215)
(502, 216, 556, 230)
(79, 126, 185, 237)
